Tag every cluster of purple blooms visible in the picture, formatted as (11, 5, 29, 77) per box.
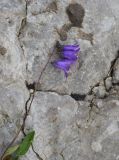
(52, 44, 80, 77)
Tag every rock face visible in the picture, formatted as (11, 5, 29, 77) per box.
(23, 92, 79, 160)
(19, 0, 119, 95)
(0, 82, 28, 155)
(0, 0, 119, 160)
(112, 58, 119, 84)
(22, 93, 119, 160)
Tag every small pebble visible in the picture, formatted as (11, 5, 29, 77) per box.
(93, 86, 107, 98)
(0, 46, 7, 55)
(105, 77, 112, 91)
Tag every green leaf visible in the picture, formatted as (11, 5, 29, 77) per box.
(14, 131, 35, 156)
(2, 145, 19, 160)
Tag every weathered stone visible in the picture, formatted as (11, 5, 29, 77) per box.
(0, 46, 7, 55)
(112, 58, 119, 84)
(0, 0, 119, 160)
(19, 0, 119, 95)
(23, 93, 119, 160)
(105, 77, 112, 91)
(90, 98, 119, 160)
(75, 101, 90, 128)
(0, 0, 29, 156)
(92, 86, 107, 98)
(0, 82, 29, 155)
(24, 92, 79, 159)
(0, 0, 26, 83)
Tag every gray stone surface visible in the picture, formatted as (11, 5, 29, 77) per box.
(92, 85, 107, 98)
(0, 0, 28, 156)
(20, 0, 119, 95)
(0, 0, 26, 83)
(105, 77, 112, 91)
(0, 0, 119, 160)
(22, 92, 79, 160)
(0, 82, 28, 155)
(22, 93, 119, 160)
(90, 97, 119, 160)
(112, 58, 119, 84)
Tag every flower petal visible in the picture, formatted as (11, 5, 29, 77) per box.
(52, 44, 80, 77)
(52, 59, 75, 77)
(61, 50, 78, 60)
(63, 44, 80, 52)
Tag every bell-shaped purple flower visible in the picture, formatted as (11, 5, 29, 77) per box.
(52, 44, 80, 77)
(61, 50, 78, 60)
(61, 44, 80, 60)
(63, 44, 80, 52)
(52, 59, 74, 77)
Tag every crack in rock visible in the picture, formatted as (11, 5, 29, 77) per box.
(70, 93, 86, 101)
(86, 50, 119, 98)
(60, 152, 65, 160)
(107, 50, 119, 78)
(87, 98, 95, 123)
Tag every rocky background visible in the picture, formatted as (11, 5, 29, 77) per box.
(0, 0, 119, 160)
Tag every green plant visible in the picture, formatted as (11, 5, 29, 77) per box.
(2, 131, 35, 160)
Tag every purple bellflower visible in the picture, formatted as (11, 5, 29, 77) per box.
(63, 44, 80, 52)
(61, 50, 78, 60)
(52, 44, 80, 77)
(52, 59, 75, 77)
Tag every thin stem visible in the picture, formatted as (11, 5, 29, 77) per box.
(1, 44, 56, 159)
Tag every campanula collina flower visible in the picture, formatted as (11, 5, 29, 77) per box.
(63, 44, 80, 52)
(52, 59, 74, 77)
(52, 44, 80, 77)
(61, 50, 78, 60)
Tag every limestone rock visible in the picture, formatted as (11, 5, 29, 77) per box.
(92, 86, 107, 98)
(23, 94, 119, 160)
(105, 77, 112, 91)
(24, 92, 79, 159)
(20, 0, 119, 95)
(90, 98, 119, 160)
(112, 58, 119, 84)
(0, 0, 119, 160)
(0, 82, 28, 155)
